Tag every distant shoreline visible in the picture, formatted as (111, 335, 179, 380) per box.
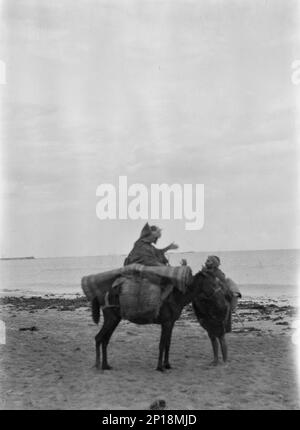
(0, 256, 35, 261)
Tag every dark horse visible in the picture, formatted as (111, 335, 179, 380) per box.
(88, 271, 232, 371)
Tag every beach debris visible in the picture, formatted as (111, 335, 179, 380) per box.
(19, 326, 38, 332)
(150, 399, 166, 410)
(0, 296, 88, 311)
(235, 312, 245, 328)
(233, 327, 261, 333)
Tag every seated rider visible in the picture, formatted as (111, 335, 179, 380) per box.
(124, 223, 178, 267)
(109, 224, 179, 306)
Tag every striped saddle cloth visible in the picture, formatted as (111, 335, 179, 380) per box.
(81, 264, 193, 304)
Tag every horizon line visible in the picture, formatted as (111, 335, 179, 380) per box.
(2, 247, 299, 260)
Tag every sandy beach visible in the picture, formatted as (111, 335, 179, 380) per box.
(0, 295, 299, 410)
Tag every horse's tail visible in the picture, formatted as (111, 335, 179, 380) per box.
(81, 276, 101, 325)
(92, 297, 101, 325)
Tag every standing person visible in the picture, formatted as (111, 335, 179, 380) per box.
(124, 223, 178, 266)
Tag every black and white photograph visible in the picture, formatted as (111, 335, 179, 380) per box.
(0, 0, 299, 411)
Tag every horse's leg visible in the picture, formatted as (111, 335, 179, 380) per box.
(101, 312, 121, 370)
(163, 322, 174, 369)
(95, 329, 103, 369)
(95, 308, 118, 370)
(219, 334, 228, 363)
(208, 333, 219, 365)
(157, 322, 171, 372)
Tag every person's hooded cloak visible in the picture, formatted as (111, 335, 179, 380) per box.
(124, 223, 168, 266)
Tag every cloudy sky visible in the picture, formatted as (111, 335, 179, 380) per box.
(0, 0, 299, 257)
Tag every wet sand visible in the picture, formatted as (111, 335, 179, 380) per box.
(0, 296, 299, 410)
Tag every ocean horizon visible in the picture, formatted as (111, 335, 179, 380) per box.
(2, 247, 299, 260)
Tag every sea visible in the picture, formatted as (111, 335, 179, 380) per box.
(0, 249, 299, 306)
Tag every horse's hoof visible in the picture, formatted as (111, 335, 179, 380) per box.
(102, 364, 112, 370)
(156, 366, 164, 372)
(164, 363, 172, 370)
(209, 360, 219, 367)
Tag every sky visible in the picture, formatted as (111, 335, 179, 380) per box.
(0, 0, 299, 257)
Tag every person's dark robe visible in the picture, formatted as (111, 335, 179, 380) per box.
(194, 266, 234, 335)
(124, 223, 168, 266)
